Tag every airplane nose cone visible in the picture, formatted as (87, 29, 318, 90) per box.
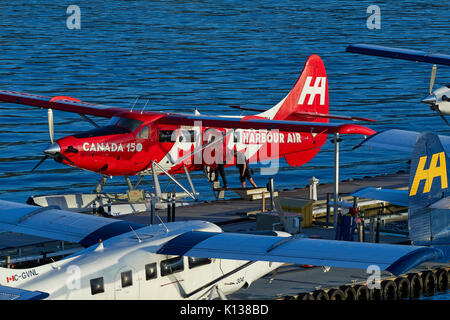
(44, 143, 61, 156)
(422, 94, 437, 105)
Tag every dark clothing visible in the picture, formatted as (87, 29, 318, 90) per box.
(235, 152, 253, 183)
(214, 163, 227, 187)
(238, 165, 252, 182)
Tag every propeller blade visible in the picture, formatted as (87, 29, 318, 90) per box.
(430, 64, 437, 94)
(32, 155, 49, 172)
(59, 153, 76, 166)
(48, 109, 54, 144)
(437, 109, 450, 126)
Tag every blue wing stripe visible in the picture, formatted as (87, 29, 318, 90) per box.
(0, 285, 49, 300)
(79, 221, 146, 247)
(347, 44, 450, 66)
(0, 200, 146, 247)
(386, 247, 444, 275)
(157, 231, 220, 256)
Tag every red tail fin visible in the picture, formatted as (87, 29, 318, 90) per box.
(259, 55, 329, 122)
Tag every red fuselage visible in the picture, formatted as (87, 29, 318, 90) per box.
(54, 111, 328, 176)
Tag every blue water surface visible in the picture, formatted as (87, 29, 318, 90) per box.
(0, 1, 449, 197)
(0, 0, 448, 300)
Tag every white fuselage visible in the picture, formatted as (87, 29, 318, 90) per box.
(0, 221, 282, 300)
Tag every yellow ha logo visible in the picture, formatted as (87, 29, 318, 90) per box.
(410, 152, 448, 196)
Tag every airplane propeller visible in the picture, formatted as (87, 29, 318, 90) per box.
(32, 108, 75, 171)
(31, 155, 49, 172)
(422, 64, 450, 126)
(48, 109, 54, 143)
(429, 64, 437, 95)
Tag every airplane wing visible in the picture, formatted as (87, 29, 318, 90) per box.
(353, 129, 450, 153)
(0, 90, 123, 118)
(0, 285, 48, 300)
(157, 231, 443, 276)
(346, 44, 450, 66)
(351, 187, 408, 207)
(0, 90, 376, 136)
(0, 200, 145, 247)
(158, 114, 376, 135)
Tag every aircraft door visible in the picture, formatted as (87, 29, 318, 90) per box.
(114, 266, 140, 300)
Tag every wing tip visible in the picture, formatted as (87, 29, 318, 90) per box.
(337, 124, 376, 136)
(386, 247, 444, 276)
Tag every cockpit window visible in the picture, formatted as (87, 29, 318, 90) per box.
(73, 126, 130, 138)
(107, 116, 120, 126)
(116, 118, 143, 132)
(159, 130, 175, 142)
(73, 117, 143, 139)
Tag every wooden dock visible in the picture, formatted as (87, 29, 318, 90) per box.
(120, 171, 409, 226)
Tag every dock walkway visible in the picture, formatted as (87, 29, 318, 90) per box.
(120, 172, 409, 225)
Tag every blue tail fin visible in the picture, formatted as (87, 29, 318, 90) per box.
(409, 132, 450, 248)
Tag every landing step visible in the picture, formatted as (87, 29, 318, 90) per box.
(228, 187, 278, 200)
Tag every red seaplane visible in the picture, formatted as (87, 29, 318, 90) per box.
(0, 55, 375, 195)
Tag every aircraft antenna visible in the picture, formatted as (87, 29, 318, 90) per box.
(49, 258, 61, 270)
(156, 214, 169, 233)
(130, 96, 139, 112)
(129, 225, 142, 243)
(140, 97, 150, 114)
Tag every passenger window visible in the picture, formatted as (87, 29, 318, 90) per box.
(159, 130, 175, 143)
(160, 256, 184, 276)
(90, 277, 105, 295)
(234, 131, 240, 143)
(188, 257, 212, 269)
(145, 263, 157, 280)
(121, 270, 133, 288)
(140, 126, 149, 139)
(179, 130, 196, 143)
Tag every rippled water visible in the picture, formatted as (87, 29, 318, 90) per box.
(0, 0, 448, 300)
(0, 1, 449, 202)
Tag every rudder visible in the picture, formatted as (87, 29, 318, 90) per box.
(408, 132, 450, 246)
(258, 55, 329, 122)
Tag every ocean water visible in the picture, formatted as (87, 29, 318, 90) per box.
(0, 0, 448, 300)
(1, 0, 450, 197)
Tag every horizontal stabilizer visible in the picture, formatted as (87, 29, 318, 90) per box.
(293, 111, 376, 122)
(347, 44, 450, 66)
(351, 187, 408, 207)
(158, 231, 443, 276)
(353, 129, 450, 153)
(229, 105, 265, 112)
(429, 197, 450, 210)
(0, 285, 48, 300)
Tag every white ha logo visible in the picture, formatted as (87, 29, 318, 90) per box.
(298, 77, 326, 105)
